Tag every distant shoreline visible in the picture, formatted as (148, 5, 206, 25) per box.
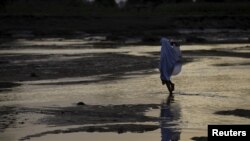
(0, 15, 249, 44)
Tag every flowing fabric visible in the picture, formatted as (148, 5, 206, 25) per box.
(159, 37, 182, 81)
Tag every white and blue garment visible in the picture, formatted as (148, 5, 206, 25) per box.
(159, 37, 182, 81)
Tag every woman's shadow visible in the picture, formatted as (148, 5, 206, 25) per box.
(160, 95, 181, 141)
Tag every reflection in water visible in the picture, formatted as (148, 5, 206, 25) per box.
(160, 95, 181, 141)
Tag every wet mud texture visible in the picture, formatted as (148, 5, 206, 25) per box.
(19, 124, 159, 141)
(0, 106, 18, 132)
(0, 103, 165, 141)
(0, 53, 158, 82)
(215, 109, 250, 119)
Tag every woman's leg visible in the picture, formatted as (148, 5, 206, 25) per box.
(165, 80, 173, 95)
(170, 81, 175, 91)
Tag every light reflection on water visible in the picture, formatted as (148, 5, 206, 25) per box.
(0, 39, 250, 141)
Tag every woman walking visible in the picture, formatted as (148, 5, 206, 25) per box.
(160, 37, 182, 95)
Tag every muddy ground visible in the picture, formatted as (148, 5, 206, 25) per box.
(0, 37, 250, 141)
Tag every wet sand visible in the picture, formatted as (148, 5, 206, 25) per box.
(0, 38, 250, 141)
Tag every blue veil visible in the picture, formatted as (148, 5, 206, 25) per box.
(159, 37, 182, 81)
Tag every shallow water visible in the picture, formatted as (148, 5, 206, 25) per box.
(0, 38, 249, 141)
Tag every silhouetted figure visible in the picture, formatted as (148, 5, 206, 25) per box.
(160, 37, 182, 95)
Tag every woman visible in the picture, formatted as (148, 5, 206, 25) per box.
(160, 37, 182, 95)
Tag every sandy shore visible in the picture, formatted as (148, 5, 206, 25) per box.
(0, 37, 250, 141)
